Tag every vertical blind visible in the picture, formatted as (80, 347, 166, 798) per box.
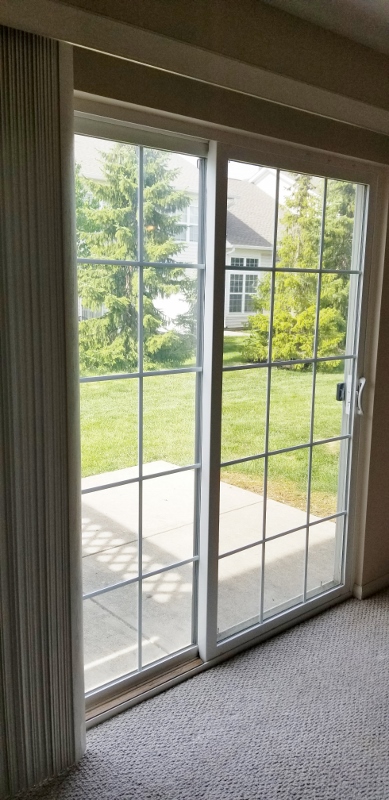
(0, 26, 84, 798)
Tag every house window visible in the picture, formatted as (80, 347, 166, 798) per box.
(174, 203, 198, 243)
(244, 273, 259, 312)
(174, 210, 187, 241)
(230, 257, 244, 267)
(189, 204, 198, 242)
(229, 273, 244, 312)
(246, 257, 259, 268)
(229, 272, 258, 313)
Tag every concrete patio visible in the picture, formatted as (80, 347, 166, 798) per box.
(82, 462, 338, 691)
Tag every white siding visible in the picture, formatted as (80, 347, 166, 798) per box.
(174, 240, 198, 264)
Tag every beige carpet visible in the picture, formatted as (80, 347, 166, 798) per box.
(17, 590, 389, 800)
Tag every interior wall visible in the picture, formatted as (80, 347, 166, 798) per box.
(58, 0, 389, 110)
(73, 48, 389, 165)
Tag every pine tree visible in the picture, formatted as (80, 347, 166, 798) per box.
(76, 144, 195, 374)
(243, 175, 355, 369)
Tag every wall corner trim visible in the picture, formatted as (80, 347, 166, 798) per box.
(353, 572, 389, 599)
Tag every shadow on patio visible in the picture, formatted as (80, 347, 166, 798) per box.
(82, 462, 338, 691)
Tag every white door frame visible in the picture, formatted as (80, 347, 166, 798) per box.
(199, 137, 388, 662)
(74, 101, 389, 705)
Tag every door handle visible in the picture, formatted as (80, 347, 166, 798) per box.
(336, 376, 366, 415)
(356, 377, 366, 415)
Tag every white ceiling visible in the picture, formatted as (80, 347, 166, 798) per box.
(260, 0, 389, 55)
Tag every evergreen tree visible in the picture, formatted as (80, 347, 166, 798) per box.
(243, 175, 356, 369)
(76, 144, 195, 374)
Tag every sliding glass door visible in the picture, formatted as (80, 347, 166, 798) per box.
(75, 123, 372, 701)
(217, 159, 366, 642)
(75, 134, 205, 691)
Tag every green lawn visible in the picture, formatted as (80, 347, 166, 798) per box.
(81, 336, 344, 516)
(223, 335, 247, 366)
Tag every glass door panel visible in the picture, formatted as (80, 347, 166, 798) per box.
(76, 133, 204, 692)
(217, 159, 366, 641)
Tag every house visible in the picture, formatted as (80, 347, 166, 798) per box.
(170, 154, 278, 329)
(2, 2, 389, 799)
(76, 146, 278, 331)
(225, 178, 275, 328)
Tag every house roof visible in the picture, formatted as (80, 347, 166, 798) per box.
(169, 153, 200, 193)
(226, 179, 275, 248)
(170, 154, 276, 249)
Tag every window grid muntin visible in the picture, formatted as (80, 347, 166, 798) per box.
(78, 258, 205, 268)
(223, 263, 362, 274)
(218, 167, 366, 638)
(303, 179, 327, 602)
(192, 155, 207, 647)
(83, 554, 199, 601)
(79, 354, 356, 383)
(259, 169, 279, 625)
(220, 433, 351, 469)
(79, 143, 205, 683)
(137, 145, 144, 670)
(80, 366, 201, 384)
(222, 354, 356, 372)
(82, 462, 200, 496)
(218, 511, 347, 560)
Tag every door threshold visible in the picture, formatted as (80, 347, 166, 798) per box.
(86, 656, 203, 724)
(86, 587, 351, 729)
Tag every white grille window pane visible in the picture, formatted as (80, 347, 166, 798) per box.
(143, 149, 201, 264)
(230, 274, 243, 293)
(189, 225, 198, 242)
(229, 273, 243, 313)
(173, 208, 188, 241)
(229, 295, 243, 313)
(245, 274, 258, 292)
(174, 225, 187, 242)
(244, 274, 258, 312)
(246, 258, 259, 268)
(189, 205, 198, 225)
(244, 294, 256, 312)
(230, 257, 244, 267)
(188, 204, 198, 243)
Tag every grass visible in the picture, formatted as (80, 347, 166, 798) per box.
(81, 335, 344, 516)
(223, 334, 247, 366)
